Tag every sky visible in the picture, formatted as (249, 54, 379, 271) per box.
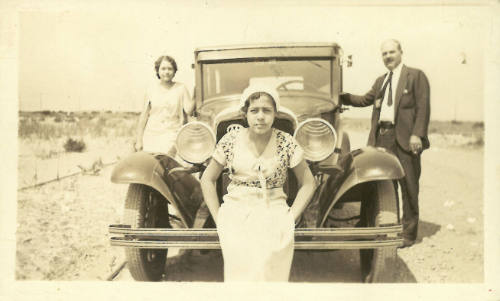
(17, 2, 492, 120)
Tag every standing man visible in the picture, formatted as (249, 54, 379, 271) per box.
(340, 39, 430, 248)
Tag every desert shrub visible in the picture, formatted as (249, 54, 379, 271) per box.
(19, 111, 137, 140)
(473, 136, 484, 147)
(78, 112, 92, 121)
(63, 137, 86, 152)
(126, 111, 140, 118)
(472, 122, 484, 129)
(469, 136, 484, 147)
(90, 111, 100, 119)
(40, 110, 52, 116)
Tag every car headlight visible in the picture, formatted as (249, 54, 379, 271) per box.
(176, 122, 216, 164)
(294, 118, 337, 162)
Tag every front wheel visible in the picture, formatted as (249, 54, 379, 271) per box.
(359, 180, 399, 283)
(123, 184, 171, 281)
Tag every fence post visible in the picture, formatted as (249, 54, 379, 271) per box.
(56, 153, 60, 180)
(34, 159, 38, 186)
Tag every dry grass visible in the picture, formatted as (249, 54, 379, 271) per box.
(342, 117, 484, 148)
(342, 117, 484, 136)
(18, 112, 484, 160)
(18, 111, 139, 159)
(19, 111, 138, 139)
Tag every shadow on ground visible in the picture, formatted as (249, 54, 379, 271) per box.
(163, 250, 224, 282)
(394, 255, 417, 282)
(160, 248, 417, 283)
(416, 220, 441, 243)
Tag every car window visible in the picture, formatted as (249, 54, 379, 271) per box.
(202, 59, 331, 100)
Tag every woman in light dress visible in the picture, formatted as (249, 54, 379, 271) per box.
(200, 84, 317, 282)
(134, 55, 194, 155)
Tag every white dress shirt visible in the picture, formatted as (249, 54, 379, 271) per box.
(379, 62, 403, 123)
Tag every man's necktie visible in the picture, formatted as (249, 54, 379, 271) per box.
(381, 71, 394, 106)
(387, 71, 393, 106)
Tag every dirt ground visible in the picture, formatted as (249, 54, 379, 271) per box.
(15, 129, 484, 283)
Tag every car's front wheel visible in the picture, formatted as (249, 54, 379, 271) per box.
(123, 184, 170, 281)
(359, 180, 399, 283)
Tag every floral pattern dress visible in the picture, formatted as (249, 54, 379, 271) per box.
(212, 127, 304, 281)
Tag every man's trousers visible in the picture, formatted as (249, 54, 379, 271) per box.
(374, 126, 421, 241)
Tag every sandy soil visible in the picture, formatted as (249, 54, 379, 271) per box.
(15, 131, 484, 282)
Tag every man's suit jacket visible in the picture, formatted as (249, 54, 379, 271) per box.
(341, 64, 431, 152)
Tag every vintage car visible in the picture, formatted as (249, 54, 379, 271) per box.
(108, 43, 405, 282)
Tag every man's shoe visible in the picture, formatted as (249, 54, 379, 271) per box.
(398, 238, 415, 249)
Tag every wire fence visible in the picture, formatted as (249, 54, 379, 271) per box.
(18, 159, 118, 191)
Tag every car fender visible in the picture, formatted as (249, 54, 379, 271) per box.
(317, 146, 404, 227)
(111, 151, 203, 228)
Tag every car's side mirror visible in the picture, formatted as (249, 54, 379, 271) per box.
(340, 55, 353, 68)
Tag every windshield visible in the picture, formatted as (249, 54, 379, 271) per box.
(202, 58, 332, 101)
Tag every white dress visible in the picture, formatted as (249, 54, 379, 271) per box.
(142, 82, 191, 155)
(212, 128, 304, 282)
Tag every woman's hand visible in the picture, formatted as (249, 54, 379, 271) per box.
(133, 141, 143, 152)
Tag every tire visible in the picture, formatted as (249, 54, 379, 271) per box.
(123, 184, 171, 281)
(359, 180, 398, 283)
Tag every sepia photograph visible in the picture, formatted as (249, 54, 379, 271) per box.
(1, 0, 499, 300)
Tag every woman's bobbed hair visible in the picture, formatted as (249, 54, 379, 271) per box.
(154, 55, 178, 79)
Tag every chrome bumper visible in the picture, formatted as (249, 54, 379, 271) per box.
(109, 224, 403, 249)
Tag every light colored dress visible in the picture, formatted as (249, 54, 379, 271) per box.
(212, 127, 304, 282)
(142, 82, 191, 155)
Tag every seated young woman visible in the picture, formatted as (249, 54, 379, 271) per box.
(200, 83, 316, 282)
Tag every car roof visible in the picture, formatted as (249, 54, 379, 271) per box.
(194, 42, 342, 61)
(195, 42, 341, 52)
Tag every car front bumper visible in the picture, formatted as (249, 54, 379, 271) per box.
(109, 224, 403, 249)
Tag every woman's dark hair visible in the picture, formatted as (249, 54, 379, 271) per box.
(241, 92, 277, 114)
(154, 55, 178, 79)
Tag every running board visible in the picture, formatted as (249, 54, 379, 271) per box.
(109, 224, 403, 249)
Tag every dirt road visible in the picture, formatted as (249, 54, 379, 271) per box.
(16, 132, 483, 282)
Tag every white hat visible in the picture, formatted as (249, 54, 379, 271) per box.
(239, 83, 281, 112)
